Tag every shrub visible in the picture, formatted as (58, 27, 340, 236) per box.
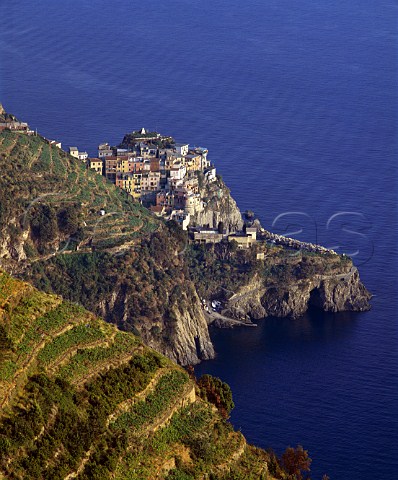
(197, 374, 234, 419)
(280, 445, 312, 480)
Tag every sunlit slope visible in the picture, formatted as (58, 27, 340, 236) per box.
(0, 272, 273, 480)
(0, 130, 158, 260)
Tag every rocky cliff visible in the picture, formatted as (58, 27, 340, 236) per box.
(95, 265, 215, 366)
(188, 241, 371, 323)
(0, 102, 18, 122)
(223, 266, 371, 321)
(191, 175, 243, 232)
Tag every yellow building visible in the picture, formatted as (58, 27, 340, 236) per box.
(116, 173, 142, 199)
(165, 153, 184, 170)
(117, 158, 131, 173)
(88, 158, 103, 174)
(185, 154, 202, 172)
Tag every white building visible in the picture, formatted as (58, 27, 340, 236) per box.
(78, 151, 88, 161)
(170, 210, 190, 230)
(69, 146, 88, 161)
(245, 227, 257, 241)
(185, 193, 204, 216)
(204, 167, 217, 182)
(98, 143, 114, 158)
(170, 163, 187, 180)
(175, 143, 189, 156)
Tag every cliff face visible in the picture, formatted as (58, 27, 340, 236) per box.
(149, 299, 215, 365)
(224, 266, 371, 321)
(0, 102, 18, 122)
(191, 175, 243, 232)
(96, 272, 215, 366)
(0, 220, 28, 263)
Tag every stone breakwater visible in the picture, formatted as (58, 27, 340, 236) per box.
(260, 229, 338, 255)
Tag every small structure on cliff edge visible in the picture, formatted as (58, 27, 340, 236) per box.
(0, 103, 32, 133)
(190, 225, 256, 248)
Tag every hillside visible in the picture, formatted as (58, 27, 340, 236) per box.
(0, 271, 277, 480)
(0, 121, 370, 366)
(0, 129, 214, 365)
(0, 129, 158, 260)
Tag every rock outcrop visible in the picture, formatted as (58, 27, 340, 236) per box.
(150, 300, 215, 365)
(97, 280, 215, 366)
(0, 103, 18, 122)
(223, 266, 371, 321)
(191, 176, 243, 232)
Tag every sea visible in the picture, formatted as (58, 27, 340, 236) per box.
(1, 1, 397, 478)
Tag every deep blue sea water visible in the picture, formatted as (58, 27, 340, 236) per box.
(1, 1, 397, 478)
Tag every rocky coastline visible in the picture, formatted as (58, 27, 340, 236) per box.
(0, 120, 371, 367)
(222, 266, 371, 322)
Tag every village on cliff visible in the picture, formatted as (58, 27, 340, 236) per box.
(0, 116, 337, 256)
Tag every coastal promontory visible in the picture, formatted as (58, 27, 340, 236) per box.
(0, 113, 371, 367)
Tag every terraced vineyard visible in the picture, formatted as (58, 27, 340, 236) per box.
(0, 272, 276, 479)
(0, 129, 158, 264)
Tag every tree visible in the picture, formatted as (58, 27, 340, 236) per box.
(30, 204, 58, 243)
(229, 239, 238, 254)
(57, 204, 79, 234)
(280, 445, 311, 480)
(215, 238, 234, 261)
(197, 374, 234, 419)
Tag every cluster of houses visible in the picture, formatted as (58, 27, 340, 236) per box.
(70, 129, 266, 250)
(69, 128, 338, 256)
(0, 113, 63, 149)
(0, 119, 35, 135)
(71, 128, 217, 231)
(0, 108, 338, 257)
